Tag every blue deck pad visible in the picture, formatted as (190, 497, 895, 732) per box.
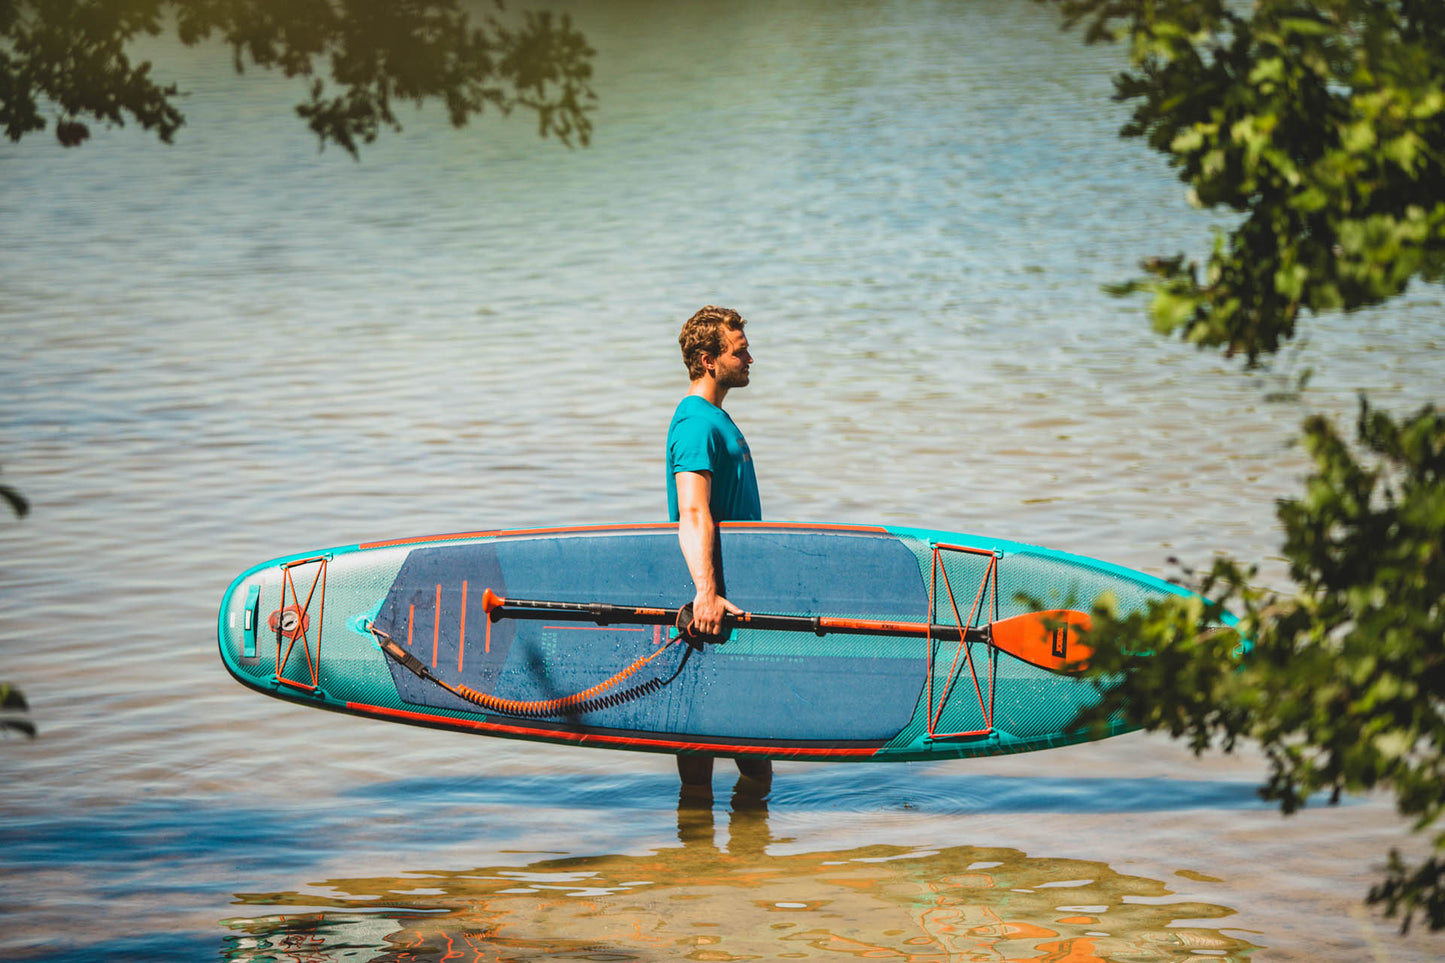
(373, 528, 934, 742)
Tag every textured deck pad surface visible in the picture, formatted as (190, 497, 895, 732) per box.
(372, 529, 929, 742)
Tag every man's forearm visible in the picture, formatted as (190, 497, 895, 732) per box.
(677, 505, 719, 598)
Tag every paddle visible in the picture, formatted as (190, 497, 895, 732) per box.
(481, 589, 1092, 673)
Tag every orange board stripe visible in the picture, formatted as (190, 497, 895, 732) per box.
(458, 580, 468, 672)
(432, 584, 441, 668)
(357, 521, 888, 550)
(359, 523, 674, 549)
(345, 701, 882, 757)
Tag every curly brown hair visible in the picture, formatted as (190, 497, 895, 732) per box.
(678, 305, 746, 380)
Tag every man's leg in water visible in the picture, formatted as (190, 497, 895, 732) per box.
(677, 753, 715, 802)
(733, 756, 772, 798)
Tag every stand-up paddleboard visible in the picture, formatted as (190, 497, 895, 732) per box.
(216, 523, 1189, 761)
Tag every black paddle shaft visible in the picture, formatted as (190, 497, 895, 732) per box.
(487, 595, 993, 646)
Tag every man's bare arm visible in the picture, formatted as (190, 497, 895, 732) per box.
(674, 470, 741, 636)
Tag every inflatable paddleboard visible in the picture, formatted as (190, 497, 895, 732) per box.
(216, 522, 1189, 761)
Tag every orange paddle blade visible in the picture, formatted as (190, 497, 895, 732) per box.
(989, 609, 1093, 673)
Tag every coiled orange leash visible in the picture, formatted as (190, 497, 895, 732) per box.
(367, 614, 689, 718)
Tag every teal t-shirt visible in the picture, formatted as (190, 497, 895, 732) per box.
(666, 395, 762, 522)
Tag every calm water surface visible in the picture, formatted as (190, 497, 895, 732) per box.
(2, 2, 1443, 960)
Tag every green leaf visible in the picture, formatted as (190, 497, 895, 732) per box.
(1, 684, 29, 712)
(1274, 262, 1308, 300)
(1, 482, 28, 518)
(1149, 288, 1199, 334)
(1248, 56, 1284, 86)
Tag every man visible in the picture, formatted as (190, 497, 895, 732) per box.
(666, 305, 772, 797)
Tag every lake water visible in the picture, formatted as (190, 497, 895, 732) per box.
(2, 1, 1443, 960)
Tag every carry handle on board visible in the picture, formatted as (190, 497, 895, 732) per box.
(481, 588, 1093, 673)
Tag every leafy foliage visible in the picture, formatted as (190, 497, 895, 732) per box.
(0, 0, 596, 156)
(0, 465, 26, 519)
(0, 682, 35, 738)
(1075, 402, 1445, 929)
(1049, 0, 1445, 363)
(1044, 0, 1445, 932)
(1, 469, 31, 738)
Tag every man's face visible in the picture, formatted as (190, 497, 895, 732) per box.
(710, 327, 752, 389)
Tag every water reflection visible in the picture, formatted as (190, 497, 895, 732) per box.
(223, 790, 1253, 962)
